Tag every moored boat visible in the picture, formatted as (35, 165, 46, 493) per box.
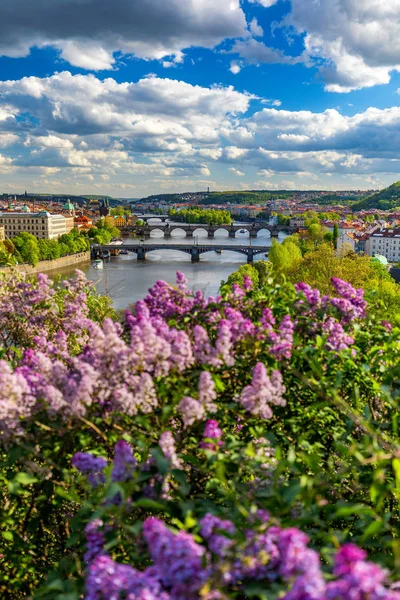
(93, 258, 103, 269)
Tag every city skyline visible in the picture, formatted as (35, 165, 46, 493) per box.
(0, 0, 400, 196)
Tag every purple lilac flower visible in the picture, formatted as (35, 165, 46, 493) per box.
(243, 276, 253, 291)
(143, 517, 209, 597)
(112, 440, 137, 482)
(0, 360, 36, 437)
(84, 554, 170, 600)
(295, 282, 322, 310)
(326, 543, 391, 600)
(239, 363, 286, 419)
(72, 452, 107, 487)
(200, 420, 223, 450)
(159, 432, 182, 469)
(329, 277, 367, 323)
(215, 320, 235, 367)
(178, 396, 205, 427)
(198, 371, 217, 412)
(200, 514, 236, 557)
(322, 317, 354, 352)
(269, 315, 294, 360)
(84, 519, 106, 564)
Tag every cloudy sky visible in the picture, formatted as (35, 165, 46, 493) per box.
(1, 0, 400, 197)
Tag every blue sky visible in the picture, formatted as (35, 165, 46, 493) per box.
(0, 0, 400, 197)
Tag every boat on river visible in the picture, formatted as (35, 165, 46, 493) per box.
(93, 258, 103, 269)
(215, 249, 223, 254)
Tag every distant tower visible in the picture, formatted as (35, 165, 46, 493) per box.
(99, 198, 110, 216)
(207, 187, 210, 193)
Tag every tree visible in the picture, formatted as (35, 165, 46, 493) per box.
(333, 223, 339, 249)
(221, 264, 260, 290)
(12, 232, 40, 266)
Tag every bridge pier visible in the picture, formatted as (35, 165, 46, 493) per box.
(208, 231, 215, 238)
(229, 229, 236, 238)
(247, 249, 254, 263)
(270, 230, 279, 238)
(186, 230, 193, 238)
(191, 248, 200, 262)
(164, 231, 171, 239)
(250, 231, 258, 238)
(137, 248, 146, 261)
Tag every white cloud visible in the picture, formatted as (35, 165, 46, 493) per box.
(249, 18, 264, 37)
(285, 0, 400, 92)
(229, 167, 245, 176)
(248, 0, 279, 7)
(230, 61, 242, 74)
(0, 0, 247, 70)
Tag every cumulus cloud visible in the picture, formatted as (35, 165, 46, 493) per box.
(0, 0, 246, 70)
(2, 70, 400, 191)
(285, 0, 400, 92)
(230, 38, 293, 65)
(229, 167, 245, 176)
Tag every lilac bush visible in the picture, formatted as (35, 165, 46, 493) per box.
(0, 269, 399, 598)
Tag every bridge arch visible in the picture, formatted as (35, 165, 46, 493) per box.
(256, 227, 272, 237)
(213, 227, 230, 236)
(192, 227, 209, 236)
(148, 227, 165, 236)
(170, 227, 188, 237)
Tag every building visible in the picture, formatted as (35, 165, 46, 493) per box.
(0, 211, 69, 240)
(366, 228, 400, 262)
(0, 226, 4, 241)
(74, 215, 93, 231)
(113, 215, 127, 228)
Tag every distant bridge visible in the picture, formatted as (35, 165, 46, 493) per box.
(93, 243, 270, 263)
(123, 222, 296, 238)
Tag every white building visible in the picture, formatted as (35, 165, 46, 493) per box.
(365, 228, 400, 262)
(0, 211, 68, 240)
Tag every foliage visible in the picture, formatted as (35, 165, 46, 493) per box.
(0, 271, 400, 598)
(110, 207, 132, 217)
(87, 219, 121, 245)
(5, 229, 89, 267)
(354, 180, 400, 211)
(168, 208, 232, 225)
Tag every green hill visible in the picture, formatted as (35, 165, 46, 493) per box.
(353, 181, 400, 211)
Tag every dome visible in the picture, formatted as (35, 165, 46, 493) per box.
(63, 200, 75, 211)
(21, 204, 31, 213)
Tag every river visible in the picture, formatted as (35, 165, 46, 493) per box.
(51, 221, 286, 310)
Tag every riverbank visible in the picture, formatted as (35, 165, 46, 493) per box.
(0, 251, 91, 275)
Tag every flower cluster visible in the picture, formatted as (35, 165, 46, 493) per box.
(83, 514, 400, 600)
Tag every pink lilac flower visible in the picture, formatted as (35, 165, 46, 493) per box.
(178, 396, 205, 427)
(243, 276, 253, 291)
(112, 440, 137, 482)
(269, 315, 294, 360)
(193, 325, 214, 364)
(239, 363, 286, 419)
(215, 320, 235, 367)
(159, 432, 183, 470)
(198, 371, 217, 412)
(0, 360, 36, 436)
(200, 420, 223, 450)
(72, 452, 107, 487)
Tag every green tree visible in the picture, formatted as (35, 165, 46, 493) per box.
(12, 232, 40, 266)
(333, 222, 339, 249)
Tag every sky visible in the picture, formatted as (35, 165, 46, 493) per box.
(1, 0, 400, 197)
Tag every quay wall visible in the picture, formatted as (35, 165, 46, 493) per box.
(0, 251, 91, 275)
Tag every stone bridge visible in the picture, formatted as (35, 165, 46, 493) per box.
(123, 222, 296, 238)
(93, 243, 270, 263)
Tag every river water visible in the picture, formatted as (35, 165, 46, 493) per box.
(51, 221, 286, 310)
